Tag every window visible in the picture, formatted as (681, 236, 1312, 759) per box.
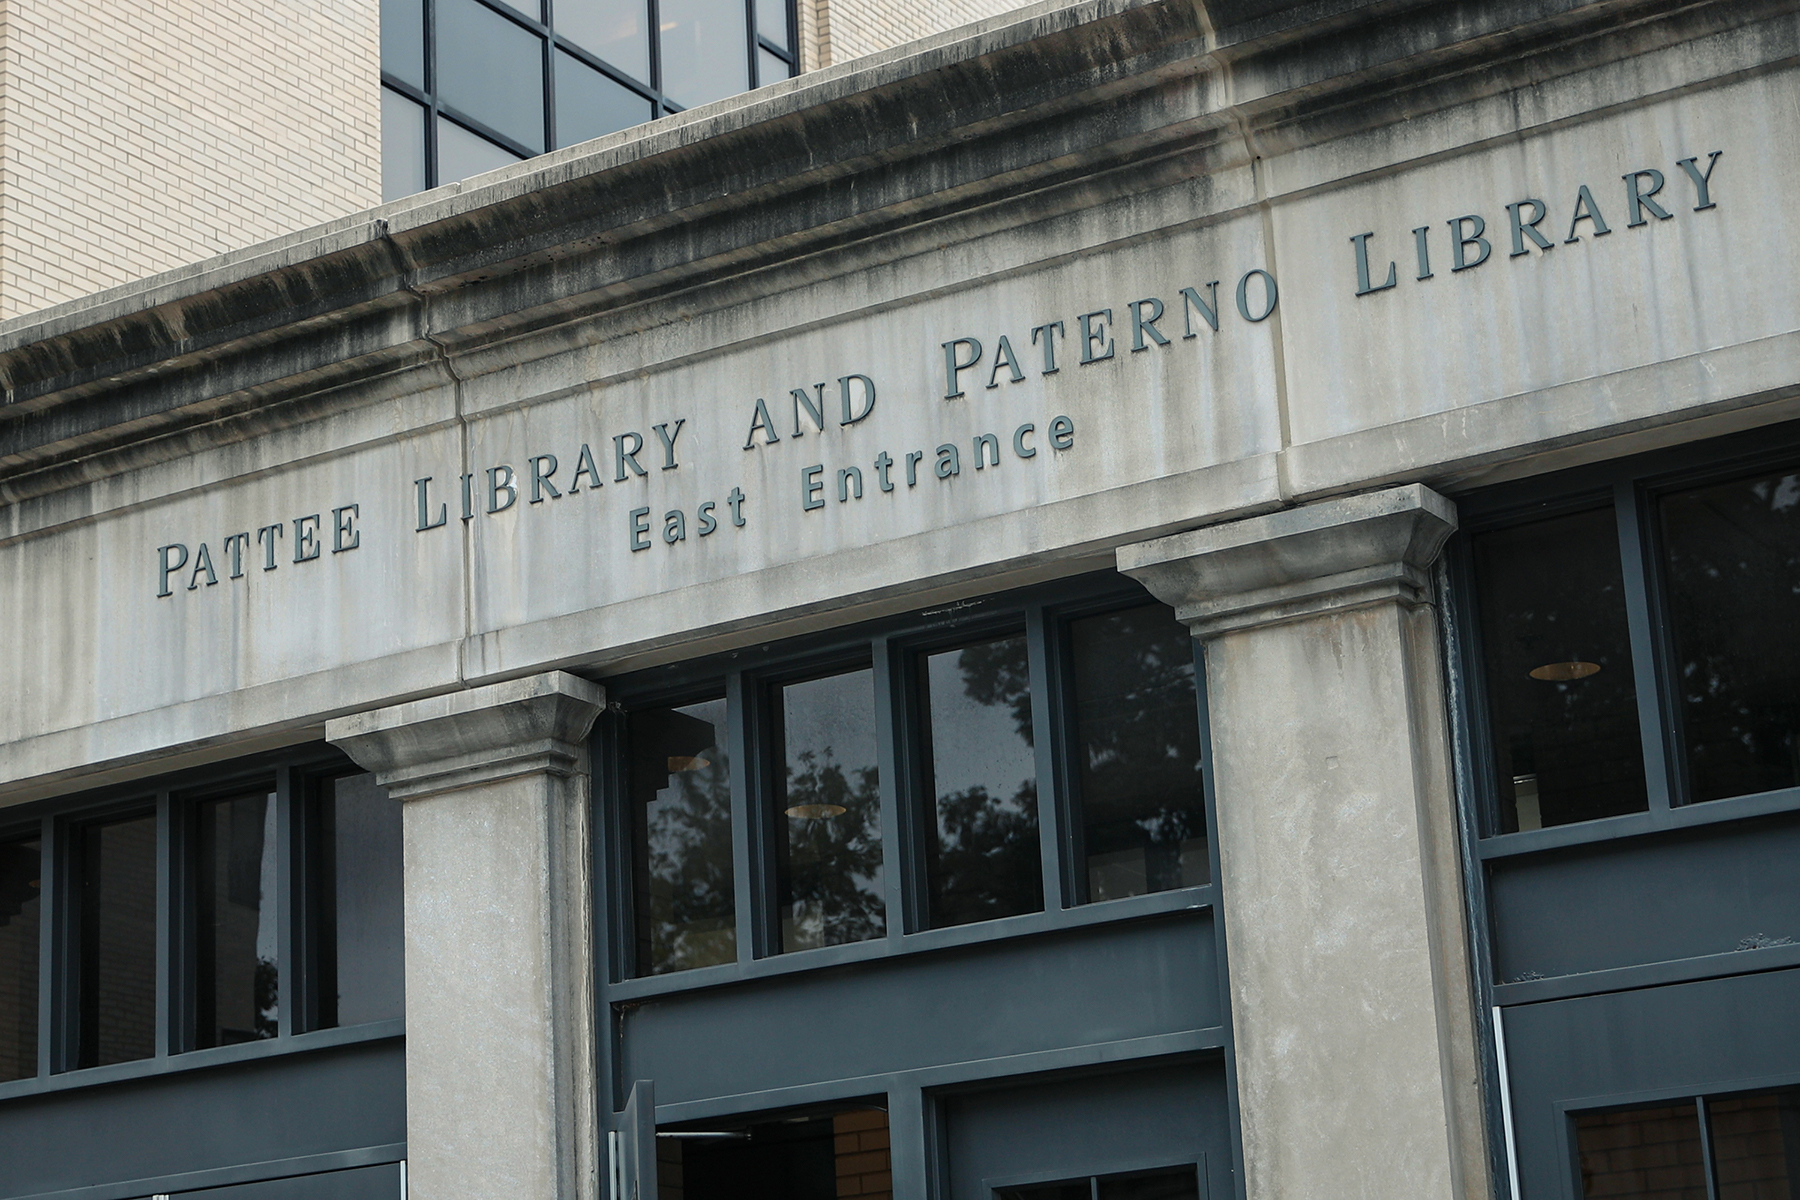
(312, 773, 407, 1027)
(75, 810, 158, 1067)
(191, 789, 280, 1047)
(657, 1101, 890, 1199)
(607, 576, 1212, 979)
(379, 0, 798, 199)
(630, 698, 738, 974)
(772, 666, 885, 951)
(1460, 434, 1800, 839)
(0, 755, 403, 1089)
(1574, 1088, 1800, 1200)
(995, 1165, 1201, 1199)
(0, 835, 41, 1082)
(918, 632, 1044, 928)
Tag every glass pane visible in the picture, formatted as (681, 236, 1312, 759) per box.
(437, 0, 546, 153)
(1099, 1167, 1202, 1200)
(1070, 604, 1206, 901)
(775, 668, 884, 953)
(1575, 1102, 1707, 1200)
(757, 47, 790, 87)
(1659, 467, 1800, 804)
(658, 0, 749, 109)
(195, 791, 278, 1047)
(631, 699, 737, 974)
(381, 0, 425, 87)
(754, 0, 789, 51)
(318, 774, 405, 1027)
(0, 837, 40, 1082)
(660, 1104, 887, 1198)
(77, 813, 157, 1068)
(382, 87, 428, 200)
(437, 116, 525, 185)
(1472, 507, 1648, 832)
(920, 635, 1043, 928)
(1710, 1091, 1800, 1200)
(555, 0, 651, 82)
(554, 50, 653, 147)
(996, 1184, 1090, 1200)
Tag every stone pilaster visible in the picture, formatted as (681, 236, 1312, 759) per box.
(327, 672, 606, 1200)
(1120, 485, 1490, 1200)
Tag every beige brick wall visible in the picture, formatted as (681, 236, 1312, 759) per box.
(799, 0, 1026, 71)
(0, 0, 381, 321)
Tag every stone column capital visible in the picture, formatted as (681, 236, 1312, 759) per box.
(326, 671, 606, 801)
(1117, 484, 1458, 637)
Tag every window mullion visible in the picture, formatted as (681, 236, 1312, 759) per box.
(37, 814, 60, 1077)
(273, 766, 296, 1040)
(1613, 480, 1678, 815)
(154, 790, 176, 1059)
(870, 635, 907, 946)
(725, 670, 765, 962)
(1025, 603, 1071, 912)
(1696, 1095, 1722, 1200)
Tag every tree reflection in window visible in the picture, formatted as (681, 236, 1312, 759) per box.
(1660, 468, 1800, 804)
(920, 635, 1044, 929)
(776, 669, 884, 953)
(631, 700, 737, 974)
(1070, 605, 1208, 901)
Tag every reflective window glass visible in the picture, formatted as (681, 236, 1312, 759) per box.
(757, 47, 790, 88)
(1709, 1091, 1800, 1200)
(0, 836, 40, 1083)
(774, 668, 884, 953)
(1659, 466, 1800, 804)
(920, 634, 1043, 928)
(1070, 605, 1206, 901)
(754, 0, 789, 51)
(658, 0, 750, 109)
(554, 51, 653, 148)
(316, 774, 405, 1027)
(1099, 1168, 1201, 1199)
(1472, 507, 1648, 832)
(659, 1103, 888, 1198)
(382, 88, 428, 200)
(437, 0, 545, 153)
(194, 791, 279, 1047)
(555, 0, 651, 83)
(1576, 1102, 1707, 1199)
(76, 812, 157, 1068)
(437, 116, 524, 184)
(381, 0, 426, 88)
(631, 699, 737, 974)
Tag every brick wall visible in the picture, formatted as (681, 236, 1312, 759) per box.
(0, 0, 381, 321)
(798, 0, 1026, 70)
(833, 1108, 892, 1199)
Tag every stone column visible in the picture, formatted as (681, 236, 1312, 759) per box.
(327, 672, 606, 1200)
(1119, 485, 1490, 1200)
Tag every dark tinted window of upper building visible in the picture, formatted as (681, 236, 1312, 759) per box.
(380, 0, 798, 199)
(1464, 437, 1800, 837)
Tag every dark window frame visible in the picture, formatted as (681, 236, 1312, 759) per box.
(597, 571, 1220, 997)
(0, 747, 402, 1102)
(382, 0, 799, 193)
(1449, 421, 1800, 859)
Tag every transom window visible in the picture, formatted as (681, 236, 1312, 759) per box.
(381, 0, 799, 199)
(0, 756, 402, 1085)
(995, 1164, 1202, 1199)
(1457, 430, 1800, 839)
(1574, 1087, 1799, 1200)
(602, 575, 1211, 978)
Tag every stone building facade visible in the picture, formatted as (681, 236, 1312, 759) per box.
(0, 1, 1797, 1199)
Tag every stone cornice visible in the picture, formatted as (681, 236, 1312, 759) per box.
(0, 0, 1758, 494)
